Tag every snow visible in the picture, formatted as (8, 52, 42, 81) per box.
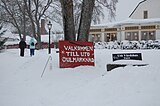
(111, 60, 147, 65)
(0, 48, 160, 106)
(92, 18, 160, 28)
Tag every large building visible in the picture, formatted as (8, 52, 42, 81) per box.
(89, 0, 160, 42)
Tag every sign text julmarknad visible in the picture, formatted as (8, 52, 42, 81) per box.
(59, 41, 95, 68)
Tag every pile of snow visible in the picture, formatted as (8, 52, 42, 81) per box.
(0, 49, 160, 106)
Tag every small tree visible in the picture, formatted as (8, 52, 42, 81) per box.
(23, 0, 53, 49)
(0, 0, 27, 40)
(0, 0, 53, 49)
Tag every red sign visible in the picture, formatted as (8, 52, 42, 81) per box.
(59, 41, 95, 68)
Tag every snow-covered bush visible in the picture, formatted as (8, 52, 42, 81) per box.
(94, 40, 160, 50)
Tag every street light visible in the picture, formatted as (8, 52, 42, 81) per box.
(47, 21, 52, 54)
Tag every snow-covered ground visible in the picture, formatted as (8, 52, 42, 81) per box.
(0, 48, 160, 106)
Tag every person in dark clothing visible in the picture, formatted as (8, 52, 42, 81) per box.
(19, 39, 27, 57)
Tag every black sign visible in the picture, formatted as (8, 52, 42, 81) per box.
(112, 53, 142, 61)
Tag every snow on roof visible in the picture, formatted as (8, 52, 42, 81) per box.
(91, 18, 160, 28)
(119, 18, 160, 25)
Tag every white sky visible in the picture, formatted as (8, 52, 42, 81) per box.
(115, 0, 142, 21)
(102, 0, 142, 23)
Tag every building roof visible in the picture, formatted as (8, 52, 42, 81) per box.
(91, 18, 160, 28)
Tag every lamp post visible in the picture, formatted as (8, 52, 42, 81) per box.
(48, 21, 52, 54)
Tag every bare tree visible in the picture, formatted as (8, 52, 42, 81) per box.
(0, 0, 53, 49)
(23, 0, 53, 49)
(60, 0, 118, 41)
(46, 0, 62, 25)
(0, 0, 29, 40)
(96, 0, 118, 21)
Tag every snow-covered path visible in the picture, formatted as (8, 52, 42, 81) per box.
(0, 49, 160, 106)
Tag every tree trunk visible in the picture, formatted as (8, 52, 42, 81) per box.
(60, 0, 76, 41)
(77, 0, 95, 41)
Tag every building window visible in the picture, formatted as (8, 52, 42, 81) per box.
(141, 25, 156, 29)
(149, 31, 155, 40)
(141, 32, 147, 40)
(141, 31, 155, 40)
(125, 26, 139, 30)
(105, 28, 117, 32)
(104, 34, 110, 42)
(104, 33, 117, 42)
(91, 34, 101, 42)
(132, 32, 139, 40)
(125, 32, 139, 41)
(144, 11, 148, 19)
(125, 32, 131, 40)
(89, 29, 101, 32)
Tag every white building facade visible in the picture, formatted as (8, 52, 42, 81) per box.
(89, 0, 160, 42)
